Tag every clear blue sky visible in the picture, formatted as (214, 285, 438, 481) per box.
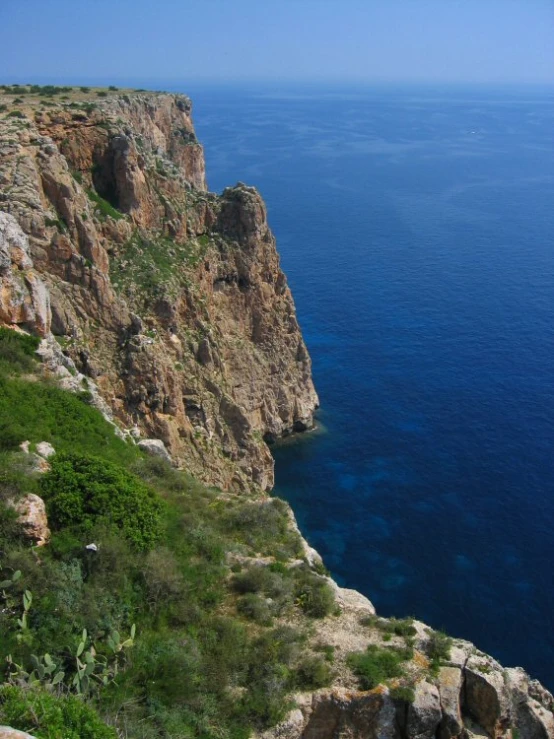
(1, 0, 553, 86)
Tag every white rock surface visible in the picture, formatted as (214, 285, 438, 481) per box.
(138, 438, 173, 463)
(9, 493, 50, 546)
(35, 441, 55, 459)
(0, 728, 37, 739)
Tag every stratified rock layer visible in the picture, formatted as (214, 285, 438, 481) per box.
(0, 90, 318, 490)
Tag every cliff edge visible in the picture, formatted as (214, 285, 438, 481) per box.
(0, 86, 318, 491)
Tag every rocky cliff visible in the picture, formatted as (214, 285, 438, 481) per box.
(1, 86, 553, 739)
(0, 87, 318, 491)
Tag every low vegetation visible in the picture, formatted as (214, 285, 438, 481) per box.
(0, 685, 117, 739)
(110, 229, 210, 307)
(347, 644, 412, 690)
(427, 629, 452, 675)
(40, 452, 163, 551)
(86, 188, 124, 221)
(0, 327, 337, 739)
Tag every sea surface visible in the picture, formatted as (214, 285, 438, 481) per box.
(175, 82, 554, 688)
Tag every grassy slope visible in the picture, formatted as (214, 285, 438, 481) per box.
(0, 328, 336, 739)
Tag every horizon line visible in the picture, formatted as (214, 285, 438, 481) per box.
(1, 76, 553, 89)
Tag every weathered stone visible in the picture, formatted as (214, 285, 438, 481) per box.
(463, 654, 511, 737)
(306, 688, 398, 739)
(35, 441, 55, 459)
(334, 585, 376, 615)
(404, 680, 442, 739)
(10, 493, 50, 545)
(0, 728, 37, 739)
(437, 666, 463, 738)
(505, 668, 554, 739)
(0, 213, 51, 335)
(138, 438, 173, 463)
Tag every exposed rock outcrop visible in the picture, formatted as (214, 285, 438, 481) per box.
(8, 493, 50, 546)
(0, 89, 318, 490)
(256, 527, 554, 739)
(0, 212, 50, 334)
(261, 660, 554, 739)
(137, 438, 173, 463)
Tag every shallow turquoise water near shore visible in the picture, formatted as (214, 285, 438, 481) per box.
(180, 83, 554, 687)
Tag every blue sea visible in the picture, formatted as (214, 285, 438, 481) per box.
(178, 82, 554, 688)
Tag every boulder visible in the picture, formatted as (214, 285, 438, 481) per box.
(0, 729, 37, 739)
(137, 438, 173, 464)
(35, 441, 55, 459)
(11, 493, 51, 546)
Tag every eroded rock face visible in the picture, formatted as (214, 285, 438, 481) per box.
(0, 212, 51, 334)
(437, 666, 464, 738)
(0, 91, 318, 490)
(276, 689, 398, 739)
(256, 589, 554, 739)
(260, 662, 554, 739)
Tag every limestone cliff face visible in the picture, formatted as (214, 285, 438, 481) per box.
(0, 212, 50, 334)
(0, 90, 318, 490)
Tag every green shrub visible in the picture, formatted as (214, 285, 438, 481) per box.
(232, 566, 270, 594)
(347, 645, 408, 690)
(239, 626, 302, 727)
(80, 86, 90, 93)
(0, 451, 40, 502)
(40, 452, 163, 550)
(96, 91, 108, 98)
(0, 501, 25, 552)
(390, 685, 416, 703)
(6, 110, 26, 119)
(237, 593, 273, 625)
(314, 643, 335, 663)
(381, 617, 417, 638)
(295, 655, 332, 689)
(141, 546, 185, 614)
(224, 498, 303, 559)
(427, 630, 451, 660)
(0, 684, 117, 739)
(359, 613, 377, 627)
(427, 630, 452, 674)
(294, 569, 335, 618)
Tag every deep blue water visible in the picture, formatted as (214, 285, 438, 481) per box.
(177, 83, 554, 688)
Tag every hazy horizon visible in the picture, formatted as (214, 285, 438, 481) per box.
(1, 0, 553, 87)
